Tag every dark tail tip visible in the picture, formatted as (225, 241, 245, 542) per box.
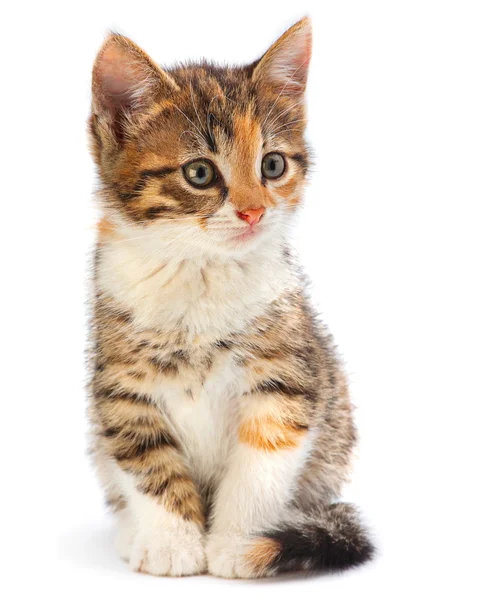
(262, 503, 375, 574)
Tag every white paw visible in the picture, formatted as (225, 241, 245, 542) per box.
(206, 534, 257, 579)
(129, 522, 206, 576)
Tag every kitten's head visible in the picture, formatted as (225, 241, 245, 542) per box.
(90, 18, 312, 259)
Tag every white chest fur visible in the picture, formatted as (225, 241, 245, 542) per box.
(97, 228, 296, 487)
(156, 352, 244, 488)
(97, 226, 294, 339)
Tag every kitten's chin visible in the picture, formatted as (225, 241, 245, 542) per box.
(220, 225, 272, 254)
(189, 228, 270, 259)
(229, 227, 260, 244)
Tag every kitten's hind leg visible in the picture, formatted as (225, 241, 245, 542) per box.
(206, 389, 373, 578)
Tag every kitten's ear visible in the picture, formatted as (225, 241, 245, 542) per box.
(92, 33, 178, 136)
(252, 17, 312, 96)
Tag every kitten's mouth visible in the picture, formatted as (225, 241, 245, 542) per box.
(229, 226, 261, 243)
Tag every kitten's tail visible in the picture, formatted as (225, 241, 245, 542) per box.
(246, 503, 374, 577)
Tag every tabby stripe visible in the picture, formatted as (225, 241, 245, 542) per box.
(159, 181, 199, 210)
(150, 356, 179, 375)
(118, 190, 139, 202)
(291, 153, 309, 172)
(214, 339, 234, 350)
(139, 473, 190, 497)
(112, 430, 178, 461)
(118, 167, 177, 203)
(251, 379, 308, 397)
(95, 386, 153, 405)
(138, 166, 177, 181)
(145, 205, 179, 220)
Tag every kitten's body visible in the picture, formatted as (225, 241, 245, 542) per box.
(89, 18, 373, 577)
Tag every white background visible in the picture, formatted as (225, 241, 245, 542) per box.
(2, 1, 487, 598)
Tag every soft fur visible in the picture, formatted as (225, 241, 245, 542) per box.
(88, 17, 374, 578)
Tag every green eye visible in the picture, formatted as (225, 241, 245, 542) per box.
(183, 160, 216, 188)
(261, 152, 286, 179)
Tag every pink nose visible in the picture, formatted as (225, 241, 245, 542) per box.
(236, 207, 265, 226)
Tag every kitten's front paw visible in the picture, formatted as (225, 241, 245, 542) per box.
(129, 522, 206, 576)
(206, 534, 278, 579)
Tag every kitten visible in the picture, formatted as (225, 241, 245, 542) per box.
(88, 17, 374, 578)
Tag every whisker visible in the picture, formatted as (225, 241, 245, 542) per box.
(265, 100, 303, 133)
(179, 129, 204, 146)
(98, 215, 230, 246)
(190, 82, 207, 141)
(268, 119, 307, 137)
(267, 128, 305, 140)
(172, 105, 207, 145)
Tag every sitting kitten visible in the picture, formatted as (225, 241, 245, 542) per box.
(88, 17, 374, 578)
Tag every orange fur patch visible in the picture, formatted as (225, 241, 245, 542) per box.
(287, 195, 301, 206)
(97, 217, 115, 237)
(245, 538, 281, 576)
(276, 175, 299, 198)
(197, 216, 208, 230)
(239, 415, 306, 451)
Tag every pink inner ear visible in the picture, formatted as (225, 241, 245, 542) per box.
(96, 44, 148, 112)
(256, 20, 312, 95)
(285, 44, 311, 92)
(276, 30, 312, 92)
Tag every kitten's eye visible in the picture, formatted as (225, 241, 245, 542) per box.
(261, 152, 286, 180)
(183, 160, 216, 188)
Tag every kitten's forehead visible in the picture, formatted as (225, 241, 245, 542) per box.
(138, 62, 305, 160)
(169, 63, 255, 106)
(169, 64, 257, 148)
